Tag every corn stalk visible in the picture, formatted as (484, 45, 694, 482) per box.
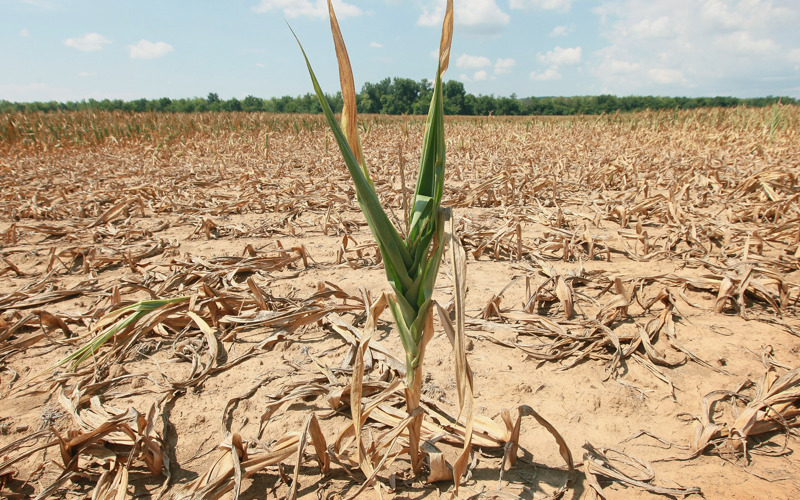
(293, 0, 453, 474)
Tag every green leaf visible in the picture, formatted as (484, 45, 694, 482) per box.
(290, 26, 413, 294)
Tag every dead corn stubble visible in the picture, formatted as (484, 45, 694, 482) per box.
(0, 106, 799, 499)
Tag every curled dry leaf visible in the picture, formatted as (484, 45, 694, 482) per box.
(688, 366, 800, 459)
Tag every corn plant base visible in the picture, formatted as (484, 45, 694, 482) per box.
(404, 310, 435, 474)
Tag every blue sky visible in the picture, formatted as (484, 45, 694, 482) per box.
(2, 0, 799, 103)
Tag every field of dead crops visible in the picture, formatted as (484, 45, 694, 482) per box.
(1, 106, 799, 499)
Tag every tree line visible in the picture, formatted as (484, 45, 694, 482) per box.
(1, 77, 794, 116)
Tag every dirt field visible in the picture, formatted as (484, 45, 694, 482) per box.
(1, 108, 799, 499)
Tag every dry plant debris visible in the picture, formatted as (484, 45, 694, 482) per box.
(1, 95, 799, 497)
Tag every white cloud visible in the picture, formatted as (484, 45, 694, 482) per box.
(530, 47, 579, 87)
(715, 31, 779, 55)
(457, 0, 510, 34)
(418, 0, 509, 36)
(370, 41, 383, 48)
(601, 59, 640, 76)
(64, 33, 111, 52)
(494, 58, 516, 74)
(649, 68, 686, 85)
(511, 0, 572, 11)
(591, 0, 799, 95)
(700, 0, 794, 31)
(128, 40, 174, 59)
(538, 46, 582, 66)
(530, 68, 561, 81)
(701, 0, 742, 29)
(252, 0, 361, 18)
(550, 25, 570, 37)
(456, 54, 492, 69)
(77, 71, 96, 77)
(460, 70, 491, 83)
(19, 28, 30, 37)
(416, 5, 441, 26)
(630, 16, 673, 39)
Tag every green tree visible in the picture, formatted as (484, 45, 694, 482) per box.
(443, 80, 466, 115)
(153, 97, 172, 112)
(131, 98, 147, 112)
(474, 94, 497, 115)
(223, 97, 241, 112)
(383, 77, 419, 114)
(242, 95, 264, 112)
(360, 77, 392, 113)
(496, 94, 520, 115)
(411, 79, 433, 114)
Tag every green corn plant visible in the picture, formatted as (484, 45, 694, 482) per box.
(47, 297, 189, 373)
(293, 0, 453, 473)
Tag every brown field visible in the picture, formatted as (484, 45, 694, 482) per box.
(1, 107, 799, 499)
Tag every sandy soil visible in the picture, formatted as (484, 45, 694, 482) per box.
(1, 111, 799, 499)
